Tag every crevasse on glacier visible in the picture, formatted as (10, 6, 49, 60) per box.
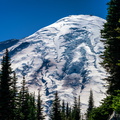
(0, 15, 107, 114)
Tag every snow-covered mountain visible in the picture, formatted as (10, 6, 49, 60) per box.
(0, 15, 107, 114)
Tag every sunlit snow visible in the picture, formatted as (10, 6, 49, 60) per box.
(0, 15, 107, 117)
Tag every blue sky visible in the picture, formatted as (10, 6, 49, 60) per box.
(0, 0, 109, 42)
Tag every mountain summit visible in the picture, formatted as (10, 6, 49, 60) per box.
(0, 15, 106, 112)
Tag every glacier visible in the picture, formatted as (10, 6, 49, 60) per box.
(0, 15, 107, 115)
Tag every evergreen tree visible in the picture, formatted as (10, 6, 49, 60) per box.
(18, 76, 31, 120)
(86, 90, 94, 120)
(88, 95, 113, 120)
(50, 91, 62, 120)
(72, 96, 81, 120)
(32, 93, 37, 120)
(101, 0, 120, 95)
(61, 100, 66, 120)
(66, 102, 73, 120)
(68, 107, 73, 120)
(72, 97, 77, 120)
(37, 89, 45, 120)
(18, 89, 37, 120)
(112, 90, 120, 113)
(66, 102, 69, 119)
(0, 49, 13, 120)
(77, 95, 81, 120)
(27, 93, 37, 120)
(11, 72, 18, 120)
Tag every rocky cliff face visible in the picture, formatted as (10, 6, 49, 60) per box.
(0, 15, 107, 113)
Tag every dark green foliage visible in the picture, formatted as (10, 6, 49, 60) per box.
(101, 0, 120, 95)
(77, 96, 81, 120)
(72, 96, 81, 120)
(49, 93, 81, 120)
(0, 49, 13, 120)
(27, 93, 37, 120)
(89, 96, 113, 120)
(90, 0, 120, 119)
(37, 90, 45, 120)
(92, 0, 120, 118)
(66, 102, 73, 120)
(112, 90, 120, 113)
(11, 72, 18, 120)
(18, 76, 37, 120)
(86, 90, 94, 120)
(61, 100, 66, 120)
(50, 91, 62, 120)
(67, 106, 74, 120)
(0, 49, 45, 120)
(18, 76, 29, 120)
(66, 102, 70, 119)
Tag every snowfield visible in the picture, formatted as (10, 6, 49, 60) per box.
(0, 15, 107, 116)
